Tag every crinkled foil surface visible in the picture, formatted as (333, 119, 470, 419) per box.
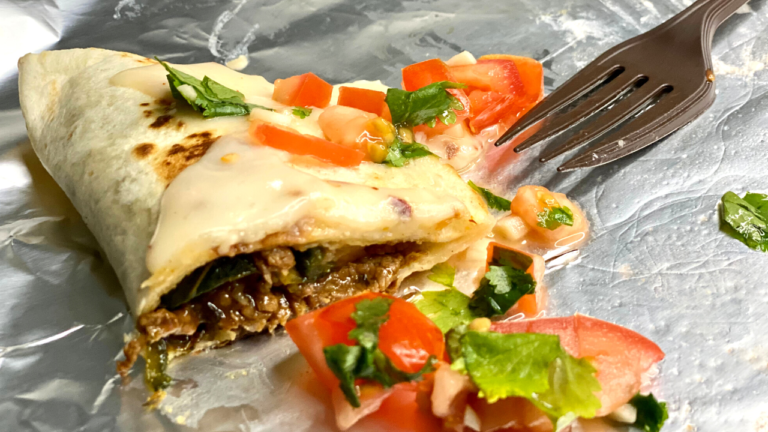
(1, 0, 767, 431)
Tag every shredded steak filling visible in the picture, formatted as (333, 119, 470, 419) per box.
(117, 245, 411, 380)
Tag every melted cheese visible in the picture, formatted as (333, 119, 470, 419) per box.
(109, 62, 279, 109)
(146, 134, 466, 273)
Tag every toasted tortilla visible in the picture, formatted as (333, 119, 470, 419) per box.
(18, 48, 494, 317)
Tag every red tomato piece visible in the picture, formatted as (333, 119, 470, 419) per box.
(250, 123, 365, 167)
(286, 292, 446, 430)
(449, 59, 524, 96)
(337, 86, 388, 117)
(357, 381, 444, 432)
(491, 315, 665, 416)
(479, 54, 544, 103)
(272, 72, 333, 108)
(467, 90, 528, 134)
(402, 58, 455, 91)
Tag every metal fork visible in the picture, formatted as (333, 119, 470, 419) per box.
(494, 0, 749, 171)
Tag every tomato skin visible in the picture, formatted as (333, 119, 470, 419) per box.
(479, 54, 544, 103)
(467, 90, 521, 134)
(402, 59, 455, 91)
(358, 380, 444, 432)
(378, 300, 445, 373)
(272, 72, 333, 108)
(491, 315, 665, 416)
(449, 59, 524, 96)
(337, 86, 388, 117)
(250, 123, 365, 167)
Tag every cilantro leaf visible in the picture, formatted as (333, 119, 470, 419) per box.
(460, 331, 601, 423)
(384, 138, 436, 167)
(323, 344, 363, 406)
(292, 107, 313, 119)
(349, 298, 392, 350)
(156, 58, 272, 118)
(631, 393, 668, 432)
(323, 297, 436, 408)
(445, 323, 469, 363)
(386, 81, 467, 128)
(720, 191, 768, 252)
(469, 265, 536, 318)
(468, 181, 512, 211)
(427, 263, 456, 287)
(537, 205, 574, 230)
(414, 287, 475, 333)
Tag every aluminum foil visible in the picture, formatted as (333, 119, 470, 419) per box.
(1, 0, 767, 431)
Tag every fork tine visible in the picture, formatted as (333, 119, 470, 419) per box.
(537, 81, 666, 163)
(514, 71, 643, 154)
(494, 62, 623, 147)
(557, 90, 711, 171)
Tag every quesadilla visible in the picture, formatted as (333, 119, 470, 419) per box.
(17, 48, 499, 390)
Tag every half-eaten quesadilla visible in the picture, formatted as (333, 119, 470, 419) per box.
(18, 48, 548, 390)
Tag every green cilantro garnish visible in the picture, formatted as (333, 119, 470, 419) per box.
(460, 331, 601, 425)
(414, 287, 475, 334)
(631, 393, 669, 432)
(323, 297, 436, 408)
(385, 81, 466, 128)
(468, 181, 512, 211)
(537, 205, 574, 230)
(720, 191, 768, 252)
(292, 106, 313, 119)
(427, 263, 455, 288)
(156, 57, 272, 118)
(468, 265, 536, 318)
(383, 138, 436, 167)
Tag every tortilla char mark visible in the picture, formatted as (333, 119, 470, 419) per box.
(130, 132, 220, 183)
(156, 131, 220, 183)
(132, 143, 156, 159)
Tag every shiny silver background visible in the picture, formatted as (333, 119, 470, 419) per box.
(1, 0, 767, 431)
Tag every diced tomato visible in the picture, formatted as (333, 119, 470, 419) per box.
(485, 242, 543, 317)
(337, 86, 389, 118)
(285, 292, 446, 429)
(479, 55, 544, 104)
(468, 89, 529, 133)
(272, 72, 333, 108)
(357, 381, 444, 432)
(401, 59, 470, 137)
(250, 123, 365, 167)
(449, 59, 524, 96)
(402, 59, 455, 92)
(491, 315, 665, 416)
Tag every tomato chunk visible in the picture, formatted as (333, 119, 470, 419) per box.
(479, 54, 544, 103)
(250, 123, 365, 167)
(467, 89, 529, 133)
(272, 72, 333, 108)
(402, 58, 455, 92)
(449, 59, 524, 96)
(337, 86, 388, 118)
(286, 292, 445, 430)
(491, 315, 665, 416)
(358, 381, 443, 432)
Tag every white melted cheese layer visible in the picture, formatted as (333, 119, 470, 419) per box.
(146, 134, 464, 273)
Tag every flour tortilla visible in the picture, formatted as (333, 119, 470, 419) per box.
(18, 48, 494, 317)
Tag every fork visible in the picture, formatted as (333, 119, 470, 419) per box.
(494, 0, 750, 171)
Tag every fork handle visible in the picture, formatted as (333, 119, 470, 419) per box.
(671, 0, 749, 37)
